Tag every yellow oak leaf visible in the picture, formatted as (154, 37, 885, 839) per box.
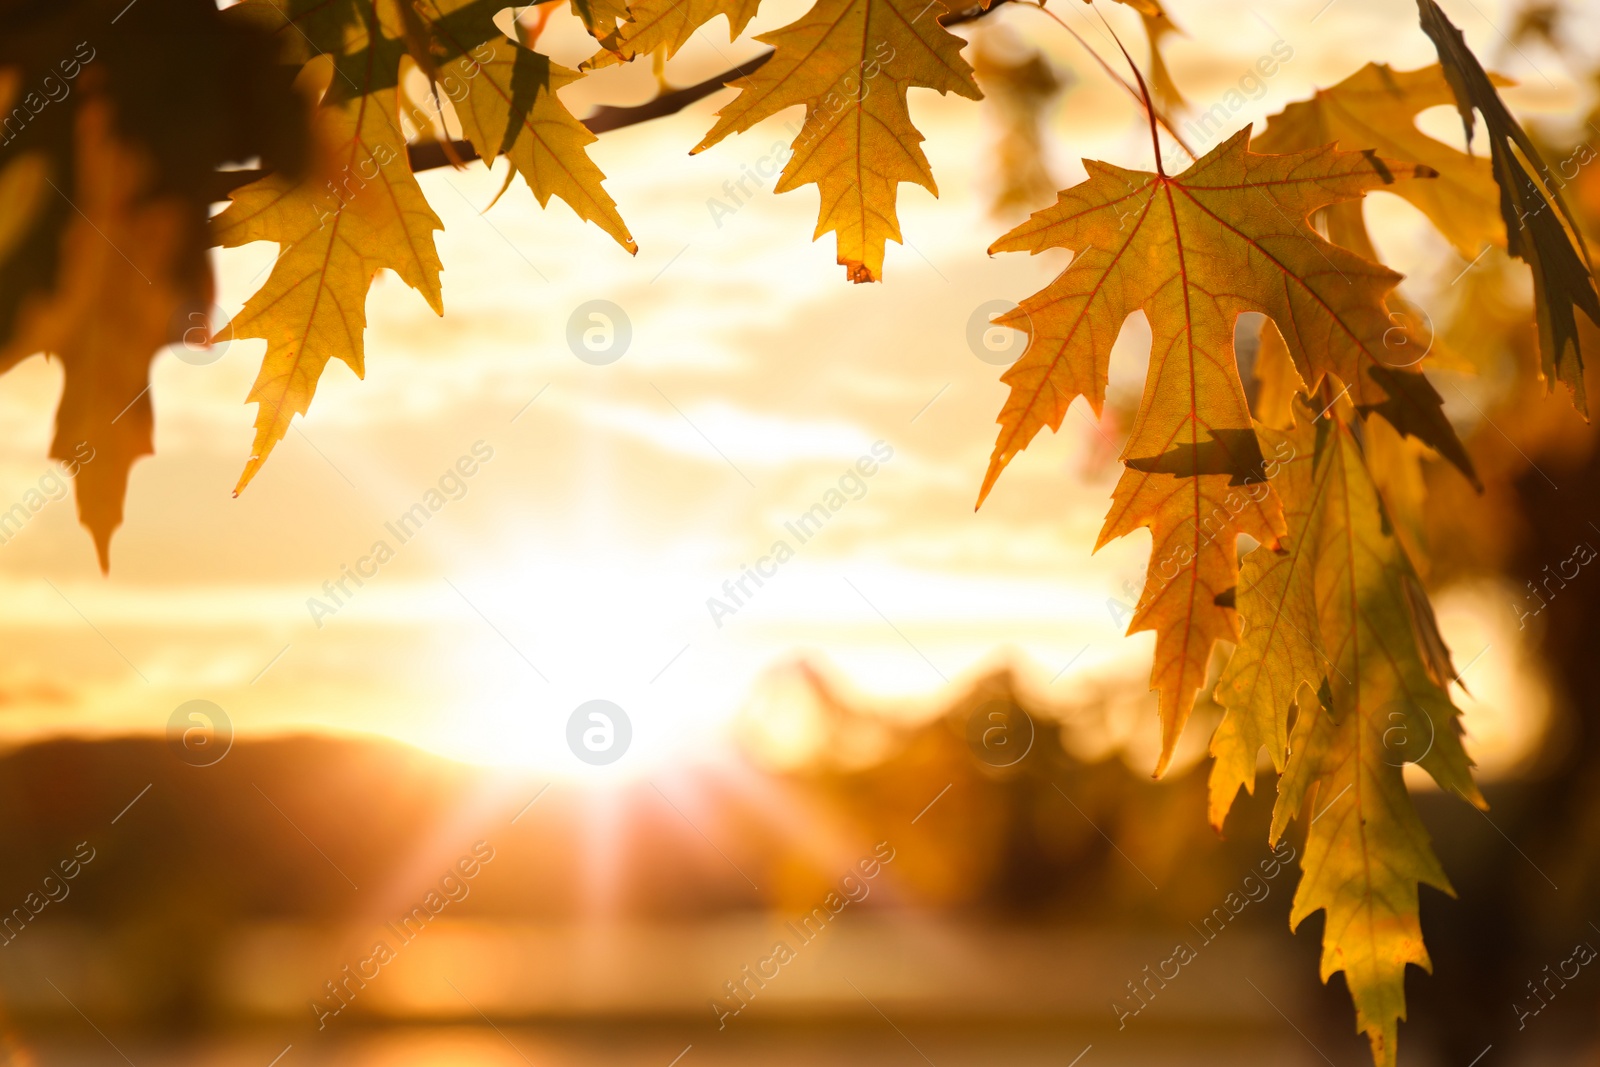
(221, 1, 635, 491)
(571, 0, 632, 40)
(1253, 64, 1504, 258)
(983, 129, 1470, 773)
(1249, 315, 1302, 430)
(212, 58, 444, 494)
(1207, 419, 1317, 829)
(434, 31, 635, 252)
(585, 0, 761, 69)
(691, 0, 982, 282)
(1364, 414, 1432, 579)
(1263, 401, 1482, 1067)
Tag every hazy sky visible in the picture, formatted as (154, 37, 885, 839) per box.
(0, 0, 1582, 779)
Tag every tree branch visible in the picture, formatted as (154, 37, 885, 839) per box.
(212, 0, 1014, 199)
(407, 48, 775, 174)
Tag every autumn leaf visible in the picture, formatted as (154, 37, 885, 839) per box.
(1249, 315, 1302, 430)
(1416, 0, 1600, 414)
(1255, 399, 1481, 1067)
(436, 31, 635, 251)
(0, 0, 307, 563)
(1251, 64, 1511, 400)
(1210, 415, 1444, 835)
(216, 0, 632, 491)
(585, 0, 761, 69)
(0, 101, 201, 570)
(971, 28, 1062, 216)
(983, 129, 1470, 773)
(1207, 418, 1316, 829)
(691, 0, 982, 282)
(1253, 63, 1504, 258)
(213, 56, 445, 494)
(571, 0, 633, 40)
(1364, 415, 1433, 579)
(1125, 0, 1185, 113)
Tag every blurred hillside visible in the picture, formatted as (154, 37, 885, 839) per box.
(0, 661, 1594, 1064)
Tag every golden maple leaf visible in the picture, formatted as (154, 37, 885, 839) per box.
(691, 0, 982, 282)
(1250, 399, 1482, 1067)
(1253, 64, 1504, 258)
(213, 58, 444, 494)
(983, 130, 1472, 774)
(585, 0, 762, 69)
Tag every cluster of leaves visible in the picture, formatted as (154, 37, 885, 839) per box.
(1, 0, 1597, 1062)
(978, 3, 1598, 1063)
(0, 0, 308, 563)
(0, 0, 1018, 559)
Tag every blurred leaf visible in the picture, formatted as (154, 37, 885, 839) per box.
(1137, 4, 1184, 113)
(1416, 0, 1600, 415)
(971, 26, 1063, 217)
(0, 101, 195, 569)
(0, 0, 308, 563)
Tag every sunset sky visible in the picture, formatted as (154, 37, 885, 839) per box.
(0, 0, 1584, 780)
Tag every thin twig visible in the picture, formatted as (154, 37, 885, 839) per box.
(1089, 1, 1166, 175)
(1023, 0, 1194, 163)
